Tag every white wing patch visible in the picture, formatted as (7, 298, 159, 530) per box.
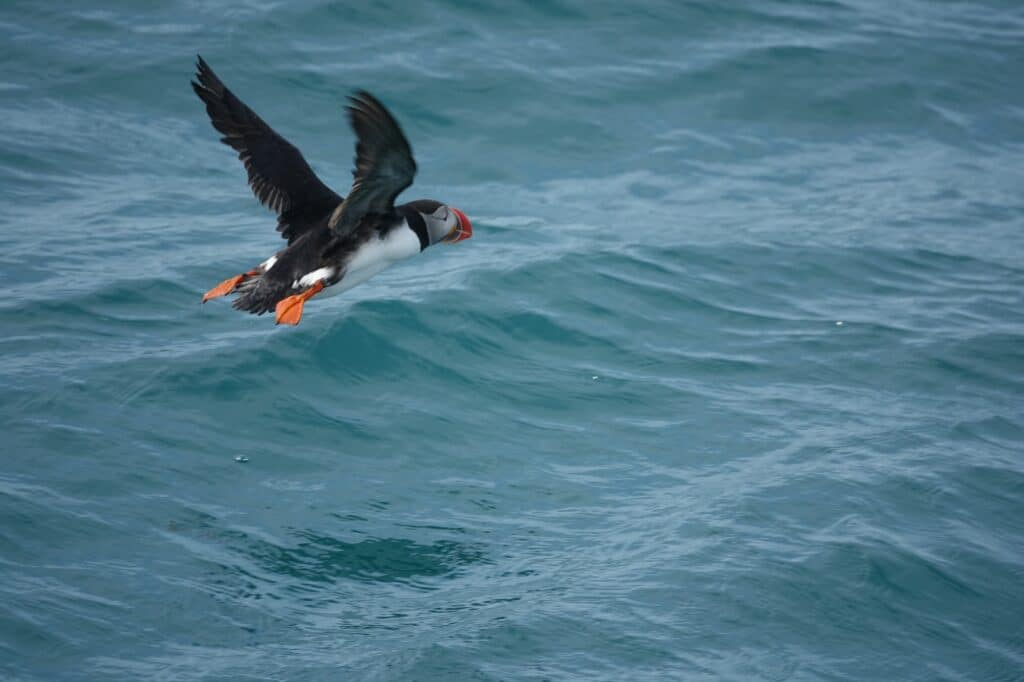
(297, 267, 337, 288)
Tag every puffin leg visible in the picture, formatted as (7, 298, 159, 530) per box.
(275, 280, 325, 326)
(202, 268, 260, 303)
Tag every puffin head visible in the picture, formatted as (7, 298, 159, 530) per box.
(408, 200, 473, 247)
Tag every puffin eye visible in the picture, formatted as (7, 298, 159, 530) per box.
(434, 206, 449, 222)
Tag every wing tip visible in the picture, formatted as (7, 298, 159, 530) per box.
(345, 89, 411, 148)
(193, 54, 223, 93)
(345, 90, 387, 120)
(348, 89, 376, 105)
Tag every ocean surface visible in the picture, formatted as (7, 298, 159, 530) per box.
(2, 1, 1023, 679)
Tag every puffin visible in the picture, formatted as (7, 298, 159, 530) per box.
(191, 55, 472, 325)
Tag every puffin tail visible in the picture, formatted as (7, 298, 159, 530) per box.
(232, 275, 290, 316)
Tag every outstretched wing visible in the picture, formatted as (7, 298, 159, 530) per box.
(328, 91, 417, 237)
(191, 55, 342, 243)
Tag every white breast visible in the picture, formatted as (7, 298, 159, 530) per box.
(298, 223, 421, 297)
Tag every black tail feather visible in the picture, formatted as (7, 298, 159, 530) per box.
(231, 276, 291, 315)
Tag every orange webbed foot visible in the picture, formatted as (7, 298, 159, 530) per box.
(274, 293, 307, 326)
(274, 281, 325, 326)
(202, 269, 260, 303)
(202, 274, 245, 303)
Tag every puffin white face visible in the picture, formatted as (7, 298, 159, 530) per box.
(423, 204, 473, 246)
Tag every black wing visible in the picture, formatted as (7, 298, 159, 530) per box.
(191, 55, 342, 244)
(328, 91, 417, 237)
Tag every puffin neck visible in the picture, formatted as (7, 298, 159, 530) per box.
(400, 207, 430, 251)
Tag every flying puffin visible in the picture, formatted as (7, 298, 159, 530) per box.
(191, 55, 472, 325)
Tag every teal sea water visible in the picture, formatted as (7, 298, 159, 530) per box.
(2, 1, 1023, 679)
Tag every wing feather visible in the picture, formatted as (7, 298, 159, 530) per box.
(328, 91, 417, 237)
(191, 55, 342, 243)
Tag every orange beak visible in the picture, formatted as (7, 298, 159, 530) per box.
(447, 207, 473, 243)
